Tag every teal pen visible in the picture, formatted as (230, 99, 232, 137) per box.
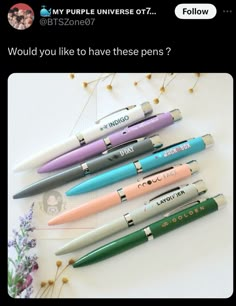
(66, 134, 213, 196)
(73, 194, 226, 267)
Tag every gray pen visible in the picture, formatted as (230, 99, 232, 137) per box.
(13, 135, 162, 199)
(56, 180, 207, 255)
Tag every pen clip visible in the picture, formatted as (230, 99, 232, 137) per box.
(148, 186, 181, 202)
(151, 140, 188, 154)
(141, 166, 175, 180)
(127, 114, 158, 127)
(95, 105, 136, 124)
(163, 200, 201, 217)
(102, 137, 145, 154)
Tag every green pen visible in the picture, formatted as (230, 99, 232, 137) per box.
(73, 194, 226, 268)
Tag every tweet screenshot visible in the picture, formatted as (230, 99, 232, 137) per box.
(3, 0, 233, 300)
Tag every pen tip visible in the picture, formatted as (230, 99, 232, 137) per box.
(55, 249, 63, 256)
(65, 190, 73, 196)
(48, 219, 57, 226)
(13, 193, 21, 199)
(13, 164, 23, 172)
(37, 167, 45, 173)
(66, 187, 83, 196)
(14, 161, 34, 172)
(37, 163, 54, 173)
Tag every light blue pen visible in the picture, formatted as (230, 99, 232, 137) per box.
(66, 134, 213, 196)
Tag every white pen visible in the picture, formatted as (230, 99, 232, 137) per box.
(14, 102, 152, 171)
(56, 180, 207, 255)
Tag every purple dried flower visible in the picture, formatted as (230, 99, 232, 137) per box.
(27, 239, 36, 248)
(12, 229, 18, 235)
(8, 240, 16, 247)
(8, 203, 38, 298)
(18, 274, 33, 292)
(32, 262, 39, 272)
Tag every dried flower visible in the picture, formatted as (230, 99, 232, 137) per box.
(56, 260, 62, 268)
(36, 259, 74, 298)
(189, 73, 201, 93)
(106, 84, 112, 90)
(8, 203, 38, 298)
(39, 280, 54, 298)
(154, 73, 178, 104)
(54, 258, 75, 282)
(62, 277, 69, 284)
(48, 280, 54, 285)
(58, 277, 69, 298)
(146, 74, 152, 80)
(105, 73, 115, 90)
(68, 258, 75, 265)
(81, 73, 115, 90)
(82, 82, 88, 88)
(34, 281, 47, 298)
(160, 86, 165, 93)
(134, 73, 152, 86)
(41, 281, 47, 287)
(50, 260, 63, 297)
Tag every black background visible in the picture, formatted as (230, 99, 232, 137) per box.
(1, 0, 234, 302)
(0, 0, 234, 74)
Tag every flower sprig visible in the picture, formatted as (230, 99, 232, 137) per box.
(70, 72, 203, 111)
(8, 203, 38, 298)
(82, 73, 116, 90)
(35, 258, 74, 298)
(189, 73, 201, 93)
(153, 73, 178, 104)
(134, 73, 152, 86)
(69, 73, 116, 90)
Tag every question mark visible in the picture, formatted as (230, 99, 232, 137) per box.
(166, 47, 171, 55)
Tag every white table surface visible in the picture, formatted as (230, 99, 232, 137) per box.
(8, 73, 233, 298)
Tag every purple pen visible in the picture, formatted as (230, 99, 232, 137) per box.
(38, 109, 182, 173)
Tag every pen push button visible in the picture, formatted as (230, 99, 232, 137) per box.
(103, 137, 112, 149)
(81, 163, 90, 175)
(143, 226, 154, 241)
(117, 188, 127, 202)
(76, 133, 86, 146)
(202, 134, 214, 148)
(124, 213, 134, 227)
(134, 160, 143, 173)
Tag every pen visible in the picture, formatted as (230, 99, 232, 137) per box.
(38, 109, 182, 173)
(14, 102, 152, 171)
(73, 194, 226, 267)
(56, 180, 207, 255)
(49, 160, 199, 225)
(66, 134, 213, 195)
(13, 135, 162, 199)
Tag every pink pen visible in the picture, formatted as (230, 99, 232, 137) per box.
(48, 160, 198, 225)
(38, 109, 181, 173)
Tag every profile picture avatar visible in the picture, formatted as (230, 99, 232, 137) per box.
(8, 3, 34, 30)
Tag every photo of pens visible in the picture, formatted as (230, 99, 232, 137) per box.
(8, 72, 233, 298)
(73, 194, 226, 267)
(13, 135, 162, 199)
(49, 160, 199, 225)
(66, 134, 213, 195)
(56, 180, 207, 255)
(14, 101, 153, 171)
